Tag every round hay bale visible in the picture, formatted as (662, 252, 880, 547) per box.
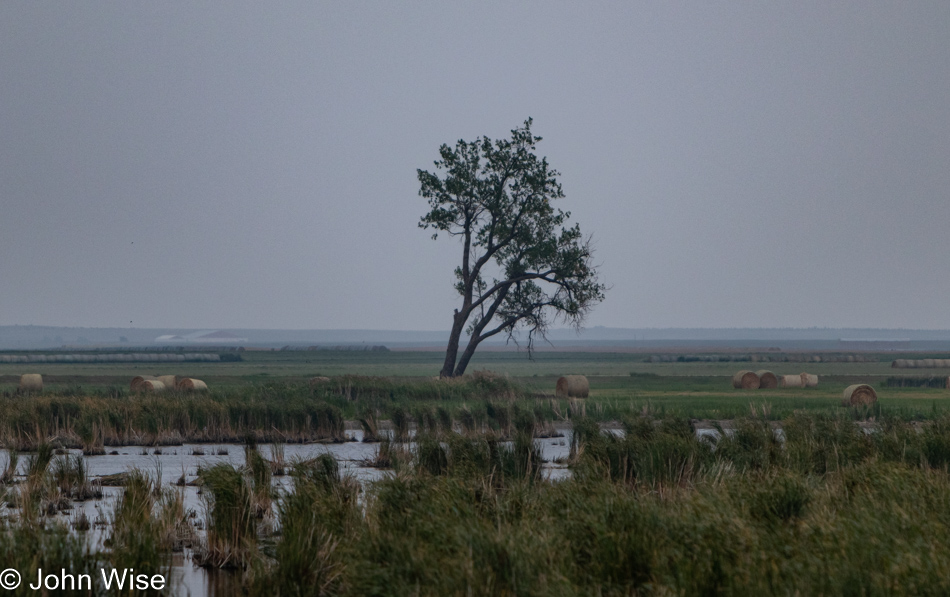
(178, 378, 208, 392)
(556, 375, 589, 398)
(139, 380, 166, 393)
(923, 359, 936, 368)
(309, 376, 331, 387)
(801, 373, 819, 388)
(755, 370, 778, 389)
(732, 370, 760, 390)
(19, 374, 43, 392)
(780, 374, 803, 388)
(130, 375, 157, 392)
(155, 375, 178, 391)
(892, 359, 906, 368)
(842, 384, 877, 406)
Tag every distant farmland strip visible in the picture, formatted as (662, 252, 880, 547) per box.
(0, 353, 222, 363)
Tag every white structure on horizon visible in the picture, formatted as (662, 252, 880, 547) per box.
(154, 330, 247, 344)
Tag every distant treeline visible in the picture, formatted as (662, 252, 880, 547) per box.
(647, 354, 878, 363)
(0, 353, 225, 364)
(280, 345, 389, 352)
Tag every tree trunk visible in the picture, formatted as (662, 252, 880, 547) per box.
(440, 310, 466, 378)
(453, 334, 481, 377)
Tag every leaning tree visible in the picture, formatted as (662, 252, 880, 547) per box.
(418, 119, 606, 378)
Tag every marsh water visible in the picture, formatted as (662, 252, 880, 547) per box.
(3, 430, 572, 597)
(2, 423, 800, 595)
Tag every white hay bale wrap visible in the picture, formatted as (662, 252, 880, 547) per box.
(556, 375, 589, 399)
(19, 374, 43, 392)
(781, 374, 803, 388)
(139, 380, 166, 393)
(156, 375, 178, 391)
(178, 378, 208, 392)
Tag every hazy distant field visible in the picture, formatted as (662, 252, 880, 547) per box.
(2, 348, 945, 380)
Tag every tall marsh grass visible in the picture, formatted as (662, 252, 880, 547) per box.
(247, 413, 950, 594)
(10, 408, 950, 594)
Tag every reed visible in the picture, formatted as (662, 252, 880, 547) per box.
(249, 455, 359, 596)
(245, 442, 273, 518)
(390, 406, 410, 442)
(51, 454, 101, 500)
(106, 470, 177, 594)
(196, 463, 256, 569)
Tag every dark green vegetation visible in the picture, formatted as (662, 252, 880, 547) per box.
(241, 413, 950, 595)
(6, 387, 950, 593)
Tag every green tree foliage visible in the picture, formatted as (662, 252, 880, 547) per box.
(419, 119, 606, 377)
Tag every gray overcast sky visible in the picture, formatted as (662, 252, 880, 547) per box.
(2, 3, 949, 331)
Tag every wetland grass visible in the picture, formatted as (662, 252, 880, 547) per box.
(195, 463, 258, 569)
(5, 408, 950, 594)
(256, 414, 950, 595)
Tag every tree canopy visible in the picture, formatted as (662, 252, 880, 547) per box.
(418, 119, 606, 378)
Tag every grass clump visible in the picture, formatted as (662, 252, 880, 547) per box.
(249, 455, 359, 596)
(196, 463, 257, 569)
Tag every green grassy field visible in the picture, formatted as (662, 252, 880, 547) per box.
(1, 349, 949, 424)
(5, 348, 947, 382)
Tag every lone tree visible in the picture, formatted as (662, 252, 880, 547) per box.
(419, 119, 606, 378)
